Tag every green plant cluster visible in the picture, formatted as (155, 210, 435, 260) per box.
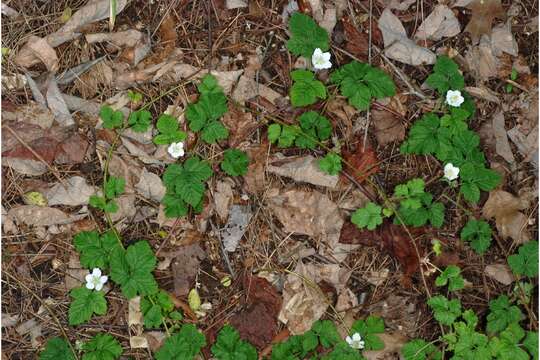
(89, 176, 125, 213)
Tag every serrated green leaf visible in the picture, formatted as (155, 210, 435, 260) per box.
(211, 325, 257, 360)
(427, 295, 462, 326)
(197, 74, 222, 95)
(486, 295, 524, 334)
(290, 70, 326, 107)
(221, 149, 249, 176)
(524, 331, 538, 360)
(40, 337, 75, 360)
(100, 105, 124, 129)
(155, 324, 206, 360)
(286, 12, 329, 58)
(426, 56, 465, 95)
(461, 219, 492, 254)
(74, 230, 121, 269)
(312, 320, 341, 349)
(128, 110, 152, 133)
(436, 265, 465, 291)
(350, 315, 385, 350)
(401, 339, 440, 360)
(109, 241, 158, 299)
(351, 202, 383, 230)
(82, 333, 122, 360)
(268, 124, 281, 143)
(104, 176, 125, 199)
(295, 111, 332, 149)
(508, 241, 538, 277)
(319, 152, 342, 175)
(69, 287, 107, 325)
(201, 120, 229, 144)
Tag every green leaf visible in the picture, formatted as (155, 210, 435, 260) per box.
(109, 241, 158, 299)
(319, 152, 342, 175)
(460, 163, 502, 204)
(221, 149, 249, 176)
(302, 330, 319, 353)
(401, 339, 440, 360)
(351, 202, 383, 230)
(321, 342, 364, 360)
(68, 287, 107, 325)
(104, 176, 125, 199)
(82, 333, 122, 360)
(295, 111, 332, 149)
(201, 120, 229, 144)
(486, 295, 524, 334)
(460, 219, 492, 254)
(155, 324, 206, 360)
(508, 241, 538, 277)
(267, 124, 300, 148)
(312, 320, 341, 348)
(74, 231, 122, 269)
(211, 325, 257, 360)
(428, 201, 445, 228)
(435, 265, 465, 291)
(141, 300, 163, 328)
(350, 315, 385, 350)
(89, 195, 118, 213)
(154, 114, 187, 145)
(290, 70, 326, 107)
(524, 331, 538, 360)
(426, 56, 464, 95)
(268, 124, 281, 143)
(400, 113, 441, 155)
(128, 110, 152, 133)
(127, 90, 143, 103)
(197, 74, 222, 95)
(427, 295, 461, 326)
(40, 337, 75, 360)
(100, 105, 124, 129)
(286, 12, 329, 58)
(331, 61, 395, 111)
(162, 192, 189, 218)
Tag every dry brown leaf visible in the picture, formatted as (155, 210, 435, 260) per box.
(363, 333, 408, 360)
(2, 102, 55, 129)
(341, 141, 380, 184)
(483, 190, 531, 244)
(221, 205, 253, 252)
(232, 75, 283, 105)
(213, 180, 234, 222)
(221, 103, 259, 147)
(110, 194, 137, 222)
(170, 244, 206, 297)
(267, 155, 339, 188)
(74, 62, 114, 98)
(484, 263, 515, 285)
(278, 262, 350, 334)
(464, 0, 505, 43)
(371, 108, 405, 146)
(7, 205, 80, 227)
(128, 297, 143, 326)
(14, 35, 58, 71)
(414, 5, 461, 41)
(44, 176, 96, 206)
(491, 23, 518, 56)
(135, 168, 166, 202)
(491, 110, 515, 164)
(243, 141, 268, 195)
(342, 16, 369, 61)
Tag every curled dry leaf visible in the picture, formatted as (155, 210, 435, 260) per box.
(14, 35, 58, 71)
(213, 180, 234, 222)
(484, 264, 515, 285)
(414, 5, 461, 41)
(267, 155, 339, 188)
(378, 8, 436, 66)
(483, 190, 531, 244)
(278, 262, 350, 335)
(491, 23, 519, 56)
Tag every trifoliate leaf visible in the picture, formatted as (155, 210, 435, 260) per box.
(109, 241, 158, 299)
(319, 152, 342, 175)
(321, 342, 364, 360)
(127, 90, 143, 103)
(141, 290, 175, 329)
(312, 320, 341, 348)
(267, 124, 281, 143)
(197, 74, 222, 95)
(40, 337, 75, 360)
(100, 105, 124, 129)
(331, 61, 395, 111)
(211, 325, 257, 360)
(350, 315, 385, 350)
(427, 295, 462, 326)
(402, 339, 441, 360)
(104, 176, 125, 199)
(295, 111, 332, 149)
(128, 110, 152, 133)
(267, 123, 300, 148)
(351, 202, 383, 230)
(508, 241, 538, 277)
(68, 287, 107, 325)
(155, 324, 206, 360)
(74, 230, 122, 269)
(460, 219, 492, 254)
(400, 113, 442, 155)
(435, 265, 465, 291)
(426, 56, 465, 95)
(221, 149, 249, 176)
(486, 295, 524, 334)
(89, 195, 118, 213)
(301, 330, 319, 354)
(201, 119, 229, 144)
(81, 333, 122, 360)
(286, 12, 329, 58)
(290, 70, 326, 107)
(460, 163, 501, 204)
(153, 114, 187, 145)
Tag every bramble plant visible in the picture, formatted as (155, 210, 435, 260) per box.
(435, 265, 465, 292)
(286, 12, 329, 58)
(351, 202, 383, 230)
(508, 241, 539, 277)
(100, 105, 124, 129)
(153, 113, 187, 145)
(127, 109, 152, 133)
(89, 176, 125, 213)
(319, 152, 342, 175)
(460, 219, 492, 254)
(211, 325, 257, 360)
(290, 70, 327, 107)
(220, 148, 249, 176)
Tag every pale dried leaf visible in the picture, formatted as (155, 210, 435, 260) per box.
(226, 0, 247, 9)
(415, 5, 461, 41)
(363, 333, 408, 360)
(110, 194, 137, 222)
(128, 297, 143, 326)
(14, 36, 58, 71)
(46, 77, 74, 126)
(130, 336, 148, 349)
(170, 244, 206, 296)
(372, 108, 405, 146)
(464, 86, 500, 103)
(484, 264, 515, 285)
(492, 111, 515, 164)
(7, 205, 80, 226)
(232, 75, 283, 105)
(483, 190, 531, 244)
(491, 23, 519, 56)
(135, 169, 166, 202)
(267, 155, 339, 188)
(44, 176, 96, 206)
(222, 205, 253, 252)
(213, 180, 234, 221)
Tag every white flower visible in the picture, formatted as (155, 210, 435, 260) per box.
(167, 142, 185, 158)
(444, 163, 460, 181)
(446, 90, 464, 107)
(85, 268, 108, 291)
(312, 48, 332, 70)
(346, 333, 365, 350)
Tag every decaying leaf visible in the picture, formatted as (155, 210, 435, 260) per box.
(378, 8, 436, 65)
(372, 108, 405, 146)
(213, 180, 234, 222)
(414, 5, 461, 41)
(490, 110, 515, 164)
(484, 263, 515, 285)
(483, 190, 531, 244)
(221, 205, 253, 252)
(221, 103, 259, 147)
(44, 176, 96, 206)
(267, 155, 339, 188)
(507, 91, 539, 170)
(230, 275, 283, 349)
(342, 16, 369, 61)
(135, 168, 166, 202)
(110, 194, 137, 222)
(170, 244, 206, 296)
(341, 141, 380, 184)
(7, 205, 82, 227)
(363, 333, 408, 360)
(463, 0, 505, 43)
(491, 23, 519, 56)
(278, 262, 350, 334)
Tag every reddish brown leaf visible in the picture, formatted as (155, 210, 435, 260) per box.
(341, 141, 380, 184)
(229, 275, 282, 349)
(371, 108, 405, 147)
(342, 17, 383, 60)
(222, 103, 259, 147)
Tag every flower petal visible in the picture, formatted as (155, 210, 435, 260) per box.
(95, 283, 103, 291)
(352, 333, 361, 341)
(92, 268, 101, 277)
(100, 275, 108, 284)
(86, 282, 95, 290)
(345, 336, 352, 344)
